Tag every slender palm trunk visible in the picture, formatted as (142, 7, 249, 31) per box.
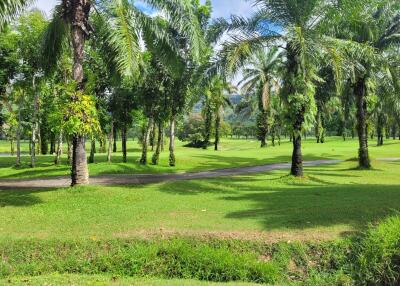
(113, 126, 117, 153)
(54, 130, 63, 166)
(50, 133, 56, 154)
(152, 121, 163, 165)
(214, 113, 220, 151)
(203, 102, 212, 149)
(161, 127, 165, 152)
(121, 126, 127, 163)
(30, 76, 38, 168)
(140, 118, 153, 165)
(70, 0, 90, 186)
(355, 77, 371, 169)
(89, 139, 95, 163)
(150, 121, 156, 151)
(10, 139, 14, 156)
(16, 106, 22, 167)
(107, 122, 113, 163)
(257, 85, 269, 147)
(67, 138, 73, 165)
(169, 115, 176, 167)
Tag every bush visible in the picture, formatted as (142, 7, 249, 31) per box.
(353, 216, 400, 285)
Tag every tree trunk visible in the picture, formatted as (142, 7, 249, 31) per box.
(169, 115, 176, 167)
(152, 121, 163, 165)
(113, 125, 117, 153)
(150, 121, 156, 151)
(67, 138, 73, 165)
(40, 123, 49, 155)
(291, 133, 303, 177)
(10, 139, 14, 156)
(121, 126, 127, 163)
(107, 122, 113, 163)
(161, 127, 165, 152)
(140, 118, 153, 165)
(30, 76, 38, 168)
(315, 108, 322, 143)
(203, 102, 212, 149)
(214, 113, 220, 151)
(89, 139, 95, 163)
(50, 132, 56, 154)
(16, 107, 22, 167)
(54, 130, 63, 166)
(355, 77, 371, 169)
(70, 0, 90, 186)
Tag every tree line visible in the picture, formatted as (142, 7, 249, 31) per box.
(0, 0, 399, 185)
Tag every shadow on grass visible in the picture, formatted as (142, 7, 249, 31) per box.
(0, 188, 51, 207)
(156, 173, 400, 231)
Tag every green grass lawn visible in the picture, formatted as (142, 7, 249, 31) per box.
(1, 138, 399, 285)
(0, 137, 399, 179)
(1, 159, 399, 241)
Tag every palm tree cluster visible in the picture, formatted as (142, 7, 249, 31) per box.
(210, 0, 400, 175)
(0, 0, 399, 185)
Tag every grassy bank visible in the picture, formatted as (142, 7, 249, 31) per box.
(2, 215, 399, 285)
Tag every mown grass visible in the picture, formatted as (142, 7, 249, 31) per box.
(1, 138, 399, 285)
(1, 160, 400, 240)
(0, 137, 398, 179)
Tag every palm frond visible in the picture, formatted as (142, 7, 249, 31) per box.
(0, 0, 33, 30)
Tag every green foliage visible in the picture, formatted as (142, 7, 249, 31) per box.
(353, 216, 400, 285)
(53, 82, 101, 137)
(0, 239, 280, 284)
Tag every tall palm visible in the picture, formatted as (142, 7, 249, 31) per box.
(326, 0, 400, 168)
(211, 0, 336, 176)
(206, 76, 234, 151)
(43, 0, 203, 185)
(238, 47, 282, 147)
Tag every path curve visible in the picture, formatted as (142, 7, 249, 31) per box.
(0, 160, 343, 190)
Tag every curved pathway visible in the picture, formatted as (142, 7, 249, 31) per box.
(0, 159, 343, 190)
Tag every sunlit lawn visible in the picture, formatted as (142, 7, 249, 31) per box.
(0, 137, 399, 179)
(1, 158, 399, 240)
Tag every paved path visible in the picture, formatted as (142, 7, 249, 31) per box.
(0, 160, 343, 190)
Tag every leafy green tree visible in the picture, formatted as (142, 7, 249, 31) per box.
(43, 0, 203, 185)
(17, 10, 48, 167)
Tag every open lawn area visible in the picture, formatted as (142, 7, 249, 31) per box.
(0, 137, 399, 179)
(1, 139, 399, 240)
(1, 138, 399, 285)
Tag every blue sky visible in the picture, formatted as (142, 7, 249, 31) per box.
(33, 0, 255, 19)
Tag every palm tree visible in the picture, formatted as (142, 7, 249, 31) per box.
(238, 47, 282, 147)
(326, 0, 400, 168)
(211, 0, 338, 176)
(206, 76, 234, 151)
(0, 0, 33, 30)
(43, 0, 203, 185)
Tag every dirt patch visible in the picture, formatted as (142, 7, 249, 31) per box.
(112, 228, 343, 243)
